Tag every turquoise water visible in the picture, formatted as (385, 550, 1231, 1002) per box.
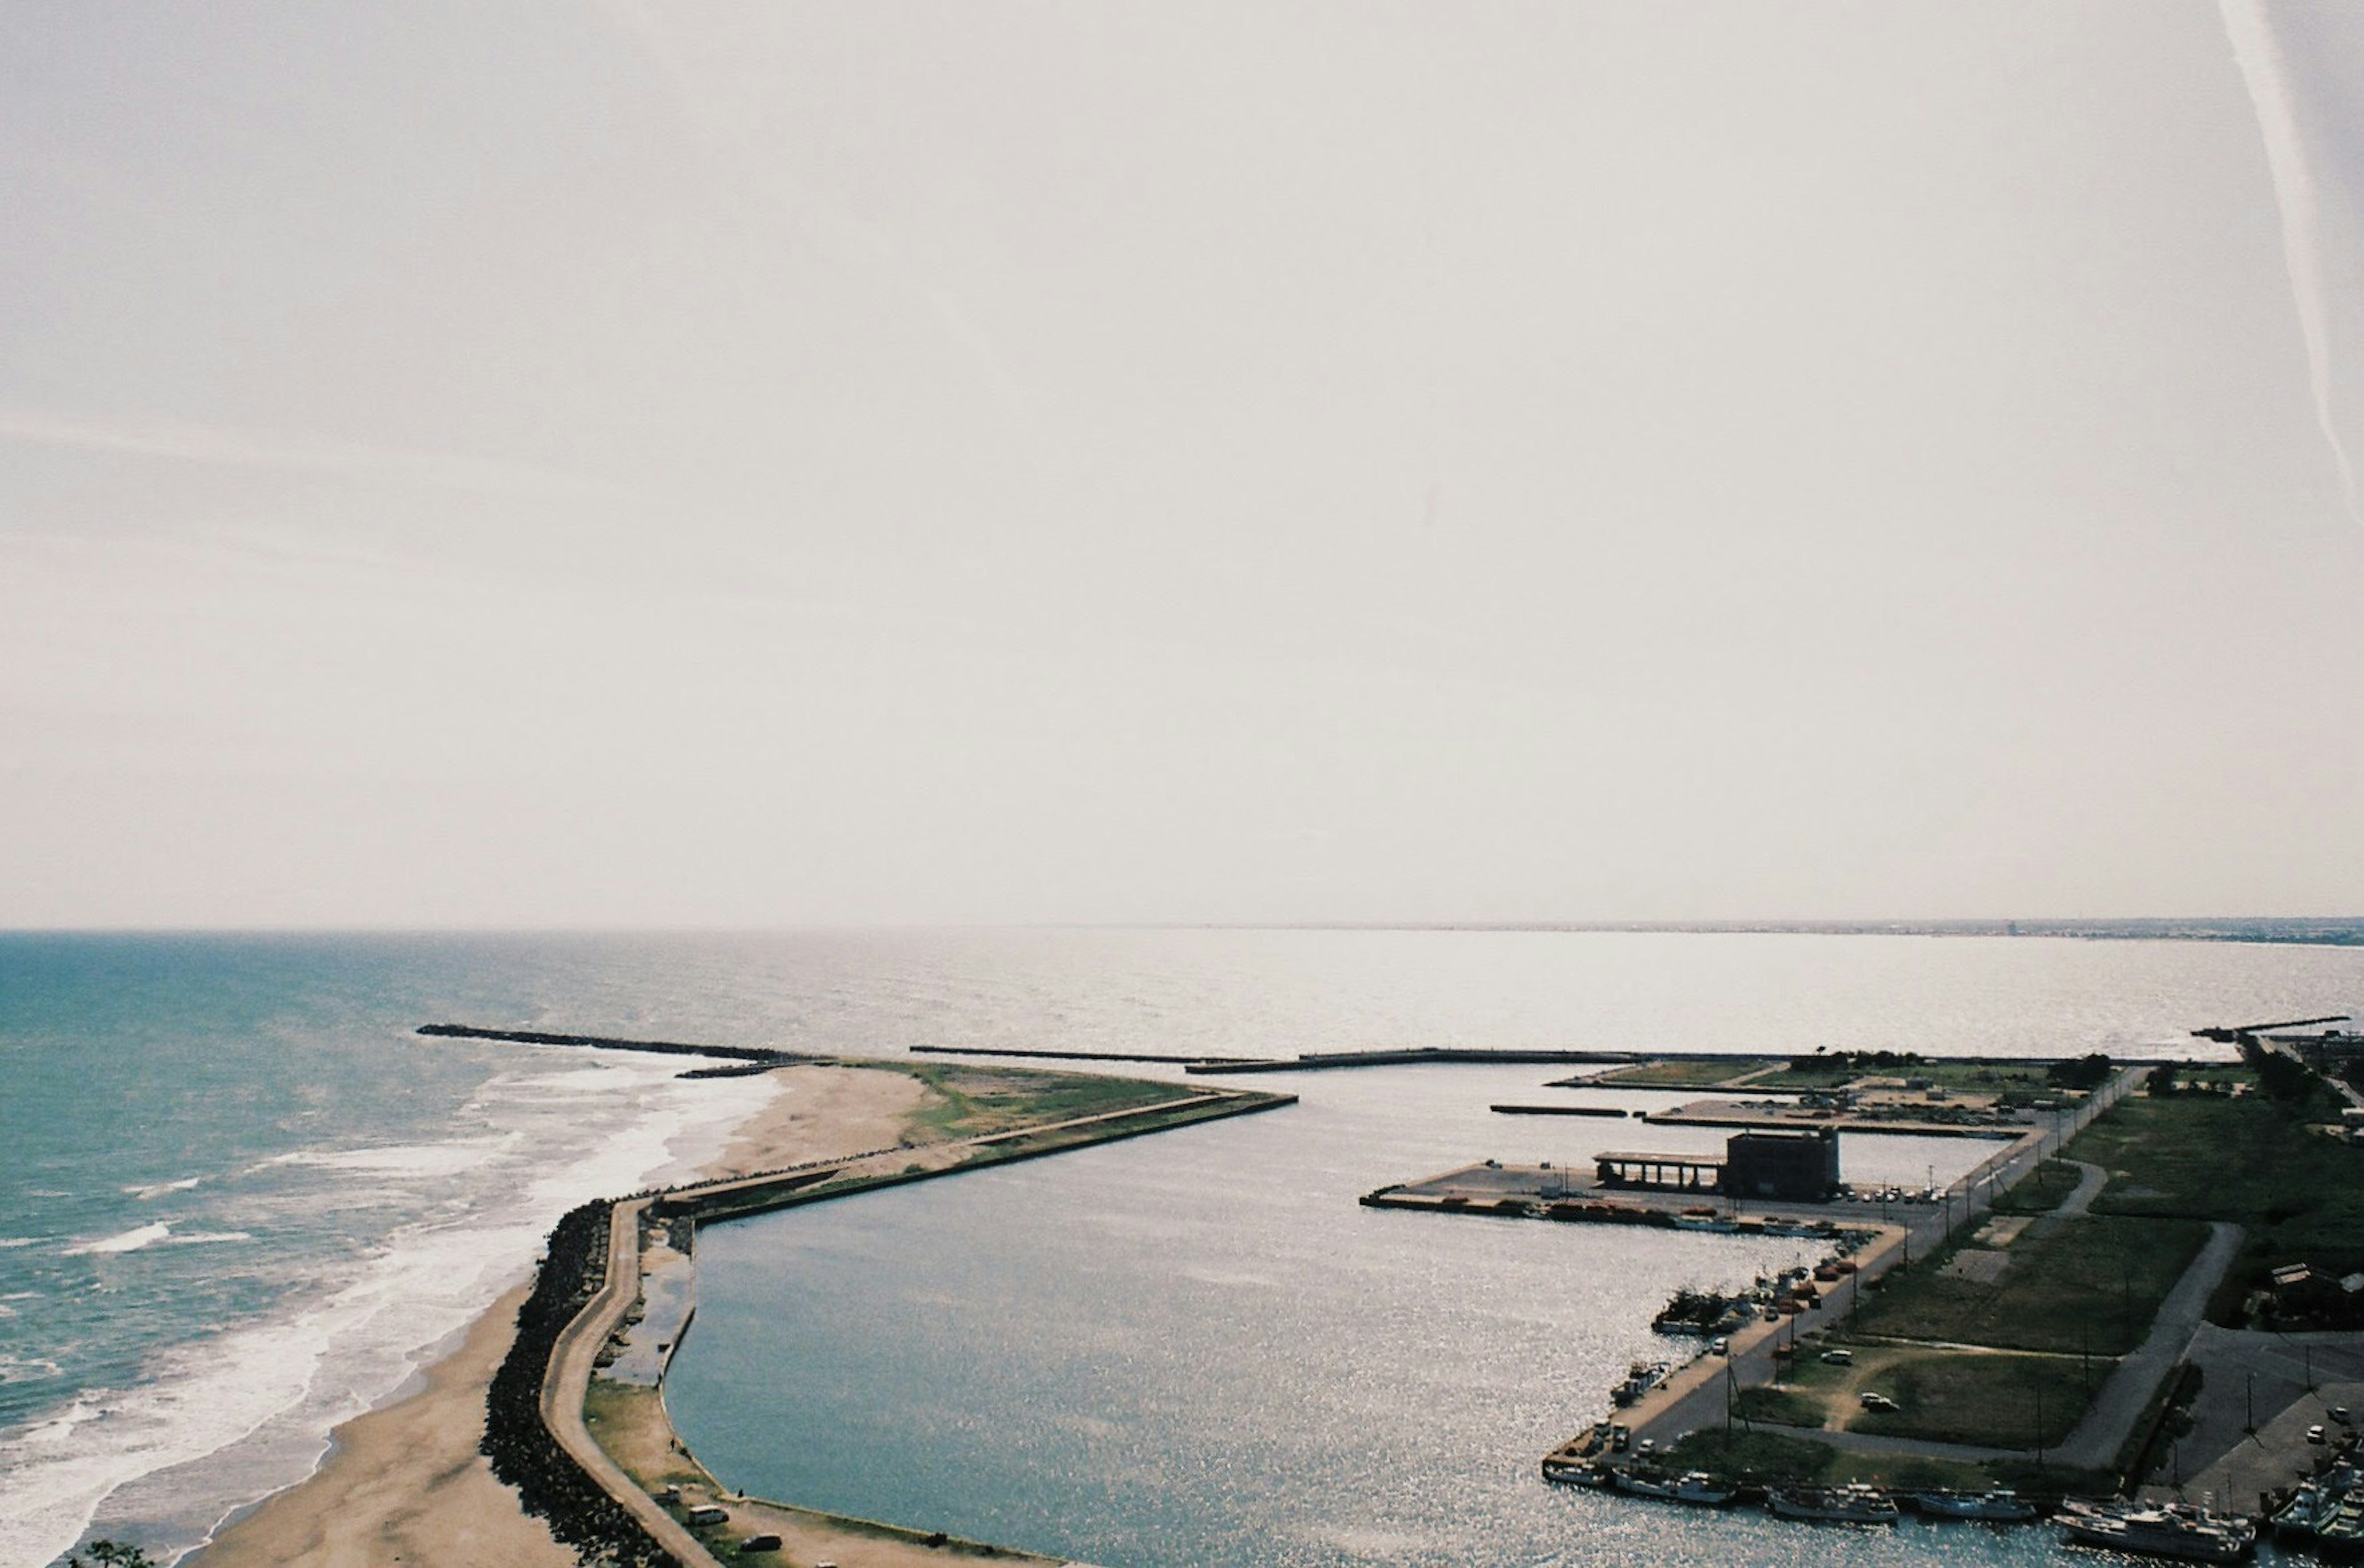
(3, 928, 2361, 1566)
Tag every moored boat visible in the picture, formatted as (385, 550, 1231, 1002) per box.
(2058, 1500, 2254, 1562)
(1541, 1458, 1614, 1488)
(1910, 1487, 2038, 1521)
(1615, 1469, 1737, 1506)
(1764, 1484, 1900, 1524)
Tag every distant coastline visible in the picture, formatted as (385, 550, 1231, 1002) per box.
(1109, 918, 2364, 946)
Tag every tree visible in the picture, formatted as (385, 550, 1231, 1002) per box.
(69, 1545, 155, 1568)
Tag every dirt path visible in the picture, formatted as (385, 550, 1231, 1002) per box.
(2026, 1159, 2109, 1239)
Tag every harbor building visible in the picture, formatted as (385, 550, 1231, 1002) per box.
(1593, 1127, 1840, 1202)
(1722, 1128, 1840, 1201)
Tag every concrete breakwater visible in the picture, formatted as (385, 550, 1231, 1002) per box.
(482, 1197, 685, 1568)
(418, 1023, 820, 1064)
(1490, 1103, 1631, 1117)
(1186, 1046, 1641, 1075)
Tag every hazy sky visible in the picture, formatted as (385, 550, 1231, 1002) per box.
(6, 2, 2363, 928)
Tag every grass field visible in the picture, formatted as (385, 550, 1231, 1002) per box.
(2069, 1090, 2364, 1321)
(1592, 1058, 1773, 1087)
(1849, 1214, 2209, 1356)
(895, 1061, 1189, 1141)
(1987, 1157, 2083, 1215)
(1732, 1385, 1823, 1426)
(1750, 1058, 2070, 1093)
(1848, 1350, 2092, 1449)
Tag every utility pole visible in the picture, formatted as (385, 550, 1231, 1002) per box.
(2246, 1372, 2256, 1436)
(2036, 1385, 2046, 1466)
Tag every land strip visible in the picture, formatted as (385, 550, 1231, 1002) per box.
(417, 1023, 820, 1064)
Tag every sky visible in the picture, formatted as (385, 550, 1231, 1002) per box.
(4, 1, 2363, 928)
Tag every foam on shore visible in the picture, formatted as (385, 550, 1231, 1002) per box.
(0, 1050, 784, 1568)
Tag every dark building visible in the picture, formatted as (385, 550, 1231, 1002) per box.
(1721, 1128, 1840, 1201)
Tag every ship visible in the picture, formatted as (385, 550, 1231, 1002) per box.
(2274, 1474, 2364, 1554)
(2057, 1500, 2255, 1562)
(1540, 1458, 1615, 1488)
(1764, 1484, 1900, 1524)
(1614, 1469, 1739, 1506)
(1910, 1487, 2038, 1521)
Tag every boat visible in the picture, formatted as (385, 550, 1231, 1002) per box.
(1764, 1484, 1900, 1524)
(1616, 1469, 1738, 1506)
(2275, 1473, 2364, 1554)
(2058, 1500, 2255, 1562)
(1910, 1488, 2038, 1521)
(1541, 1458, 1614, 1488)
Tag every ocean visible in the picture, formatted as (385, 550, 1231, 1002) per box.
(2, 927, 2359, 1567)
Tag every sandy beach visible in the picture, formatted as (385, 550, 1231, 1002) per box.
(193, 1063, 932, 1568)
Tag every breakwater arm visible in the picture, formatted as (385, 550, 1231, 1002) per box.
(1490, 1103, 1629, 1117)
(1186, 1047, 1640, 1075)
(483, 1198, 689, 1568)
(909, 1044, 1258, 1066)
(419, 1024, 818, 1064)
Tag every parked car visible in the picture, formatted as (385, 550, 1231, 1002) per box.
(1859, 1392, 1899, 1412)
(2309, 1424, 2328, 1444)
(1819, 1349, 1854, 1365)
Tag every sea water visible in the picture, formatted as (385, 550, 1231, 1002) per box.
(2, 928, 2360, 1566)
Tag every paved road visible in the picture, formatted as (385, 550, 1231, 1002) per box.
(2052, 1220, 2246, 1469)
(542, 1198, 729, 1568)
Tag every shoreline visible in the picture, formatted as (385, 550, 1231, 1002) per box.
(187, 1061, 927, 1568)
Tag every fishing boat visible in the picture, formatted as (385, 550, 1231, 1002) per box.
(1764, 1484, 1899, 1524)
(2058, 1500, 2255, 1561)
(1910, 1488, 2038, 1521)
(1615, 1469, 1738, 1506)
(1540, 1458, 1614, 1488)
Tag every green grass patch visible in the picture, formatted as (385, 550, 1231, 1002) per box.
(2068, 1091, 2364, 1319)
(1662, 1429, 2020, 1493)
(900, 1062, 1187, 1141)
(2078, 1094, 2364, 1242)
(1593, 1058, 1772, 1087)
(1988, 1158, 2085, 1215)
(1661, 1428, 1834, 1482)
(1851, 1214, 2208, 1355)
(1732, 1385, 1823, 1426)
(1851, 1351, 2092, 1449)
(1749, 1057, 2067, 1094)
